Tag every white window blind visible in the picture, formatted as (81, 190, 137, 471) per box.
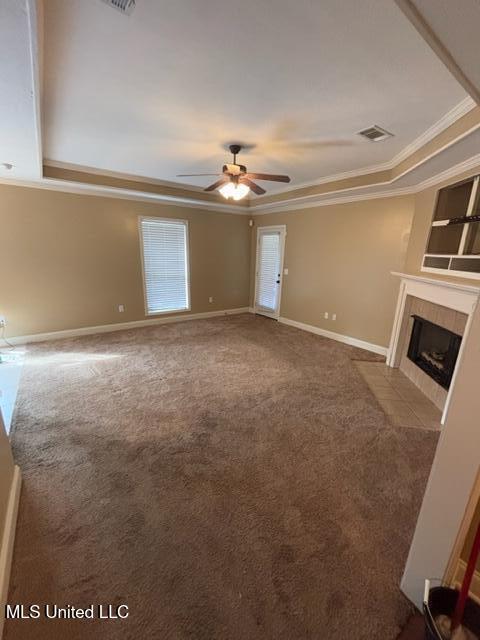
(257, 232, 281, 311)
(140, 217, 190, 314)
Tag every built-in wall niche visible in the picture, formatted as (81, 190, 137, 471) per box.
(423, 175, 480, 279)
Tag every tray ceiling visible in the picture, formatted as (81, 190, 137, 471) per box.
(42, 0, 468, 192)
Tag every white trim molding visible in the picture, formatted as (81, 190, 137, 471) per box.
(278, 316, 388, 356)
(391, 97, 477, 166)
(26, 0, 43, 178)
(253, 225, 286, 319)
(6, 307, 251, 346)
(43, 159, 208, 194)
(0, 117, 479, 217)
(394, 0, 480, 106)
(251, 187, 413, 215)
(251, 152, 480, 215)
(0, 465, 22, 640)
(138, 216, 191, 316)
(43, 97, 477, 203)
(268, 96, 477, 197)
(0, 176, 247, 215)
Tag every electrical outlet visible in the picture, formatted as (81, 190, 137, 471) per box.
(208, 297, 213, 303)
(0, 316, 6, 327)
(118, 305, 125, 313)
(332, 313, 337, 321)
(324, 312, 329, 319)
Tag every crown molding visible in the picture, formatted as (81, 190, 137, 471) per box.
(3, 152, 479, 218)
(250, 121, 480, 214)
(3, 153, 479, 218)
(43, 159, 208, 194)
(414, 152, 480, 191)
(252, 187, 414, 214)
(251, 153, 480, 214)
(42, 98, 476, 204)
(0, 176, 249, 215)
(255, 96, 477, 197)
(389, 96, 476, 165)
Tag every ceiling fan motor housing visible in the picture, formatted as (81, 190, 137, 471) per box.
(223, 163, 247, 175)
(178, 142, 290, 196)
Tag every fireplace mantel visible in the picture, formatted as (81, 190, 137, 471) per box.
(391, 272, 480, 295)
(389, 273, 480, 323)
(387, 272, 480, 422)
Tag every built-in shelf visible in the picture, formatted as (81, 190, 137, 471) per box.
(423, 175, 480, 279)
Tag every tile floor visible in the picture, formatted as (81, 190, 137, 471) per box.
(355, 361, 442, 431)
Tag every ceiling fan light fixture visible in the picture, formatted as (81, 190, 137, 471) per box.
(179, 144, 290, 197)
(232, 183, 250, 201)
(219, 181, 250, 201)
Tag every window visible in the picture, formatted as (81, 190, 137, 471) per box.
(139, 217, 190, 314)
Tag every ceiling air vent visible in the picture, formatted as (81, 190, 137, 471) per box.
(100, 0, 136, 15)
(357, 125, 394, 142)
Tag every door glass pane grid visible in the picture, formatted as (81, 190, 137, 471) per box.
(257, 233, 280, 311)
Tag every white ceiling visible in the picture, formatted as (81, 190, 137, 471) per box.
(255, 127, 480, 213)
(409, 0, 480, 100)
(42, 0, 468, 192)
(0, 0, 41, 180)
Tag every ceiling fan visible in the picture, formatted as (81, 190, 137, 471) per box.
(177, 144, 291, 201)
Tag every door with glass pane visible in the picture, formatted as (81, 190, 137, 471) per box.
(254, 226, 286, 319)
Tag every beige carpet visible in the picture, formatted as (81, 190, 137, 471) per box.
(6, 314, 438, 639)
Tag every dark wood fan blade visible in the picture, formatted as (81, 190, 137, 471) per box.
(245, 173, 291, 183)
(240, 178, 266, 195)
(204, 177, 228, 192)
(177, 173, 221, 177)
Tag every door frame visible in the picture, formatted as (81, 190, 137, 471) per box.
(254, 225, 286, 320)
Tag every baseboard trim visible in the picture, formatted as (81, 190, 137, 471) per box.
(278, 316, 388, 356)
(0, 465, 22, 639)
(7, 307, 251, 345)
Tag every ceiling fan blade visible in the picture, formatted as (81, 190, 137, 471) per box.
(240, 178, 266, 195)
(245, 173, 291, 183)
(204, 177, 228, 192)
(177, 173, 221, 177)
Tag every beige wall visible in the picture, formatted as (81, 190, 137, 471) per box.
(251, 196, 415, 347)
(3, 163, 479, 343)
(0, 184, 251, 337)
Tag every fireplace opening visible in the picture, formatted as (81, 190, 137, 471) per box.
(407, 315, 462, 390)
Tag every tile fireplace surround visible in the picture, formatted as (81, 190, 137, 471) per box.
(387, 273, 480, 420)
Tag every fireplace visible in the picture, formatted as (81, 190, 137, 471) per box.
(407, 316, 462, 390)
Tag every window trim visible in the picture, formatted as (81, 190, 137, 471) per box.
(138, 216, 191, 316)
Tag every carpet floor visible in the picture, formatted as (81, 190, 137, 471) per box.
(6, 314, 438, 639)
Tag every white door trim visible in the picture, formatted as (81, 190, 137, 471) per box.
(254, 225, 286, 319)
